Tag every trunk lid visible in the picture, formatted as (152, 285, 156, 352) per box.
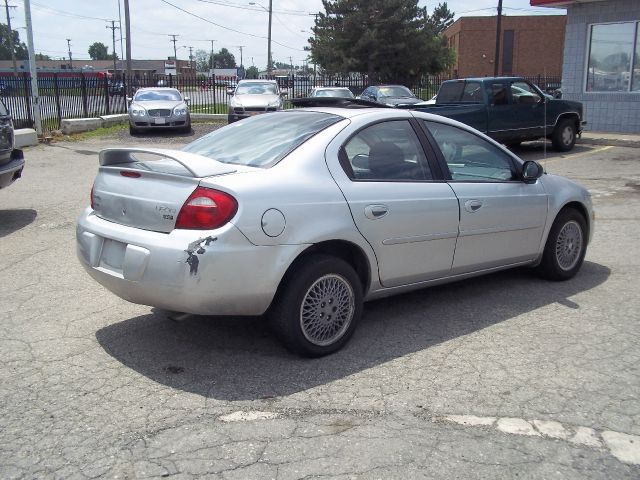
(93, 148, 237, 233)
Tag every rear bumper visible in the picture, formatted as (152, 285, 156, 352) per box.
(76, 208, 305, 316)
(0, 149, 24, 189)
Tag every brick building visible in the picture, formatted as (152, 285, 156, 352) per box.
(443, 15, 566, 78)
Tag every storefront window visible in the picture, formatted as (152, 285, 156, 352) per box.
(586, 22, 638, 92)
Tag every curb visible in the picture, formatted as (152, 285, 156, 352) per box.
(60, 113, 227, 135)
(578, 137, 640, 148)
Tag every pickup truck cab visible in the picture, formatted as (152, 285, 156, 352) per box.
(411, 77, 585, 151)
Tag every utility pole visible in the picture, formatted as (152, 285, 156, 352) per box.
(66, 38, 73, 69)
(106, 20, 120, 76)
(309, 13, 319, 79)
(4, 0, 17, 76)
(494, 0, 503, 77)
(23, 0, 41, 135)
(187, 46, 193, 70)
(209, 39, 216, 73)
(236, 45, 244, 67)
(123, 0, 132, 95)
(289, 55, 293, 76)
(169, 34, 179, 60)
(267, 0, 272, 73)
(117, 0, 124, 62)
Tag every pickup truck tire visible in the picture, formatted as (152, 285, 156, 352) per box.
(552, 119, 577, 152)
(537, 208, 587, 281)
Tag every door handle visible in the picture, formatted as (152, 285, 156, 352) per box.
(464, 200, 483, 213)
(364, 204, 389, 219)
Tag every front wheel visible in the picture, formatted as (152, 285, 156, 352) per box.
(551, 119, 577, 152)
(537, 208, 587, 280)
(270, 254, 363, 357)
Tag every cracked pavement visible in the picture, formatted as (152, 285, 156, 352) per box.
(1, 130, 639, 479)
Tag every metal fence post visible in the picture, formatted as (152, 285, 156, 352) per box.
(22, 72, 33, 128)
(103, 75, 110, 116)
(168, 74, 173, 88)
(54, 73, 62, 130)
(81, 72, 88, 117)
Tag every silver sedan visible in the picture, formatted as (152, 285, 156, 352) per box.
(77, 106, 593, 357)
(127, 87, 191, 134)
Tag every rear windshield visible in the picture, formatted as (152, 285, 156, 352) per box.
(378, 86, 414, 98)
(437, 81, 483, 103)
(182, 111, 343, 168)
(313, 89, 354, 98)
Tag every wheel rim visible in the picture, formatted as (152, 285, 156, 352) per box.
(555, 220, 583, 271)
(300, 274, 355, 347)
(562, 125, 574, 146)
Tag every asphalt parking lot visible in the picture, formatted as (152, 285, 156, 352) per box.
(1, 127, 639, 479)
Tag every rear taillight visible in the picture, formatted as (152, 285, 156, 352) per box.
(175, 187, 238, 230)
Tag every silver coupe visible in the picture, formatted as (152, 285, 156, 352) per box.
(77, 105, 593, 357)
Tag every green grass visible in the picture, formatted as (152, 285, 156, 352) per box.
(58, 123, 127, 142)
(189, 103, 227, 114)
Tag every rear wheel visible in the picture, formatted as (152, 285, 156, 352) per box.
(270, 254, 363, 357)
(551, 119, 577, 152)
(537, 208, 587, 280)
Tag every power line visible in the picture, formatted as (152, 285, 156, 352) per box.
(158, 0, 305, 52)
(195, 0, 309, 17)
(31, 1, 112, 21)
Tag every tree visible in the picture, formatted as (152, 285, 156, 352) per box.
(88, 42, 117, 60)
(245, 66, 259, 79)
(212, 48, 236, 68)
(194, 49, 210, 72)
(35, 53, 52, 60)
(309, 0, 454, 83)
(0, 23, 28, 60)
(427, 2, 454, 35)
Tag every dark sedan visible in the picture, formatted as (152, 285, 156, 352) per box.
(359, 85, 422, 107)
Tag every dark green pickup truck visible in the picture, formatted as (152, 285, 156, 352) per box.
(410, 77, 585, 152)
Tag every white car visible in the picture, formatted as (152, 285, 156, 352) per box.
(227, 80, 283, 123)
(127, 88, 191, 135)
(77, 102, 593, 356)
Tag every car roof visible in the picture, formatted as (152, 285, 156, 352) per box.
(444, 77, 527, 83)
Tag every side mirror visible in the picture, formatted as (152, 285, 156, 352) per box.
(522, 160, 544, 183)
(184, 96, 190, 103)
(281, 91, 288, 98)
(126, 97, 132, 102)
(226, 87, 234, 95)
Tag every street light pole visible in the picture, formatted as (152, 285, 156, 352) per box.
(494, 0, 503, 77)
(249, 2, 272, 74)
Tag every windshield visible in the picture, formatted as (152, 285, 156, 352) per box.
(134, 89, 182, 101)
(314, 89, 354, 98)
(236, 83, 278, 95)
(182, 111, 342, 168)
(378, 86, 414, 98)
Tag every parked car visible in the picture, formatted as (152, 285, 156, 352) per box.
(108, 81, 125, 97)
(127, 87, 191, 135)
(407, 77, 585, 151)
(78, 102, 593, 357)
(359, 85, 423, 107)
(227, 79, 283, 123)
(309, 87, 355, 99)
(0, 80, 14, 96)
(0, 100, 23, 190)
(414, 94, 437, 106)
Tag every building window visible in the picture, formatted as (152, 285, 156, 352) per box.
(586, 22, 639, 92)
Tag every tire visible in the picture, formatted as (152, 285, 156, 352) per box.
(129, 124, 138, 135)
(551, 118, 577, 152)
(180, 122, 191, 133)
(270, 254, 363, 357)
(537, 208, 587, 281)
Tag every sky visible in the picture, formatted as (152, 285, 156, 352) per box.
(11, 0, 566, 69)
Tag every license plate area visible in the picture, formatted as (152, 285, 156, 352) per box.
(154, 117, 166, 124)
(99, 238, 127, 273)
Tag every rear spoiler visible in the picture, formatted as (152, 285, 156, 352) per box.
(99, 148, 236, 178)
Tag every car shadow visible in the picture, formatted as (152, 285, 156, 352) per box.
(508, 141, 593, 160)
(96, 261, 610, 401)
(131, 128, 194, 139)
(0, 208, 37, 237)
